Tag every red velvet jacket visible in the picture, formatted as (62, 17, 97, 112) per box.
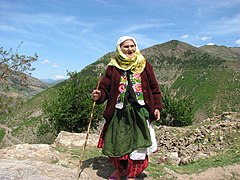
(96, 61, 162, 122)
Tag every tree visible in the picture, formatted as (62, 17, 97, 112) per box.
(157, 85, 194, 127)
(43, 72, 104, 133)
(0, 42, 38, 115)
(0, 42, 37, 85)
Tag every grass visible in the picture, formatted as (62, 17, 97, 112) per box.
(0, 128, 5, 142)
(11, 117, 40, 136)
(171, 68, 240, 117)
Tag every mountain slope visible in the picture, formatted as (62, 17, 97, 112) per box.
(0, 69, 49, 115)
(200, 45, 240, 61)
(0, 40, 239, 145)
(0, 68, 48, 98)
(80, 40, 240, 119)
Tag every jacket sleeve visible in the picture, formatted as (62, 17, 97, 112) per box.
(96, 66, 112, 104)
(145, 62, 163, 110)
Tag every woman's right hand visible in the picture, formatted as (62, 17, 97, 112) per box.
(92, 89, 101, 101)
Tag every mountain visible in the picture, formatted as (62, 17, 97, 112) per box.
(40, 78, 56, 84)
(40, 78, 65, 86)
(81, 40, 240, 119)
(200, 44, 240, 61)
(0, 69, 48, 98)
(0, 40, 239, 145)
(0, 69, 49, 115)
(230, 47, 240, 55)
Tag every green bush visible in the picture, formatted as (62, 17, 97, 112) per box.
(157, 85, 194, 126)
(43, 72, 104, 133)
(0, 128, 5, 142)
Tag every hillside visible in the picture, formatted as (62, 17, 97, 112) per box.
(0, 40, 239, 145)
(200, 45, 240, 61)
(81, 40, 240, 119)
(0, 68, 48, 98)
(0, 69, 49, 116)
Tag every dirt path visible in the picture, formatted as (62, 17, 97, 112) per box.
(0, 124, 23, 146)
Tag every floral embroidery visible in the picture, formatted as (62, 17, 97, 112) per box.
(116, 72, 145, 109)
(133, 84, 142, 92)
(119, 84, 126, 93)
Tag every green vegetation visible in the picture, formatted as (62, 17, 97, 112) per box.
(0, 128, 5, 142)
(157, 85, 194, 126)
(171, 67, 240, 117)
(0, 87, 57, 144)
(80, 53, 113, 77)
(43, 72, 104, 133)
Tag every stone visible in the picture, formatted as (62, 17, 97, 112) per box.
(52, 131, 99, 148)
(0, 159, 77, 180)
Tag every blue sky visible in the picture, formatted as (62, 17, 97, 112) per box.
(1, 0, 240, 80)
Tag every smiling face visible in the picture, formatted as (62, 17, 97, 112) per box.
(120, 39, 136, 58)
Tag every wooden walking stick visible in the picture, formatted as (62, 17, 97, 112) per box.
(77, 72, 102, 179)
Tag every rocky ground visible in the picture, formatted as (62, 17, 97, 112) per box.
(0, 112, 240, 180)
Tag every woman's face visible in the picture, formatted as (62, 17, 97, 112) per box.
(120, 40, 136, 58)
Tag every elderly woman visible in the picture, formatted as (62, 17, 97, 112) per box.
(92, 36, 162, 180)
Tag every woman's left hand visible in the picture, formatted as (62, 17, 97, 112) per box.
(154, 109, 161, 121)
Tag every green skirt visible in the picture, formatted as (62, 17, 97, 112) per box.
(102, 102, 152, 157)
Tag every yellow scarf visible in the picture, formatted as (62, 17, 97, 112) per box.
(108, 36, 146, 74)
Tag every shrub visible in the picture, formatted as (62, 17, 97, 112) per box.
(157, 85, 194, 126)
(43, 72, 104, 133)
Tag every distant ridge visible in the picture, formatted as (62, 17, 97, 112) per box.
(0, 68, 48, 98)
(200, 44, 240, 61)
(40, 78, 65, 86)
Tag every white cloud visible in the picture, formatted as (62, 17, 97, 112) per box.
(207, 42, 215, 45)
(42, 59, 51, 64)
(235, 39, 240, 45)
(52, 63, 59, 68)
(181, 34, 189, 39)
(200, 36, 212, 41)
(42, 59, 59, 68)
